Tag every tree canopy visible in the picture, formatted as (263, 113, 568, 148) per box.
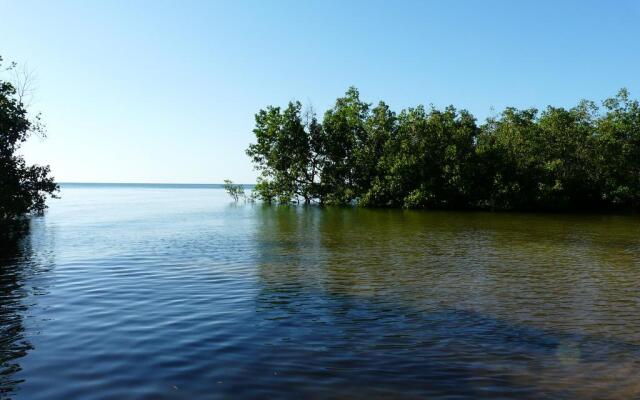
(247, 87, 640, 212)
(0, 56, 58, 243)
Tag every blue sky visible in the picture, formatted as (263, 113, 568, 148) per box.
(2, 0, 639, 183)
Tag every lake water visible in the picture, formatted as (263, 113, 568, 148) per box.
(2, 184, 640, 399)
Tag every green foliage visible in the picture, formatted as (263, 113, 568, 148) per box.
(223, 179, 245, 202)
(246, 101, 321, 204)
(247, 87, 640, 212)
(0, 56, 58, 243)
(320, 87, 370, 204)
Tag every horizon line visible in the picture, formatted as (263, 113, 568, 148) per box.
(59, 181, 257, 186)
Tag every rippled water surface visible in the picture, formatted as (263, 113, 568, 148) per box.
(2, 184, 640, 399)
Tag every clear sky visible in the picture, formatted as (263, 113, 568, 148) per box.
(2, 0, 639, 183)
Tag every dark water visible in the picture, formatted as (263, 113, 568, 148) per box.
(2, 184, 640, 399)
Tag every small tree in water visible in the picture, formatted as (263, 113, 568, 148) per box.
(223, 180, 245, 202)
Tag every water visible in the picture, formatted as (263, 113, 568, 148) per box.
(1, 184, 640, 399)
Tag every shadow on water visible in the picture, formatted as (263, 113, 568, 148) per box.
(249, 206, 640, 399)
(0, 219, 53, 399)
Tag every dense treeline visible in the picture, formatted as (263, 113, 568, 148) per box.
(246, 87, 640, 212)
(0, 56, 58, 243)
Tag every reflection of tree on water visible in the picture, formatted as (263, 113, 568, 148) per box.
(251, 207, 640, 398)
(0, 222, 53, 398)
(252, 206, 326, 316)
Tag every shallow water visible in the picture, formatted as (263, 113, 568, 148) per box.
(1, 184, 640, 399)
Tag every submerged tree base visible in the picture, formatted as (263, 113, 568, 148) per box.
(0, 218, 30, 250)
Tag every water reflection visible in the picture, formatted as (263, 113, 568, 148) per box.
(3, 187, 640, 399)
(253, 207, 640, 398)
(0, 220, 53, 398)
